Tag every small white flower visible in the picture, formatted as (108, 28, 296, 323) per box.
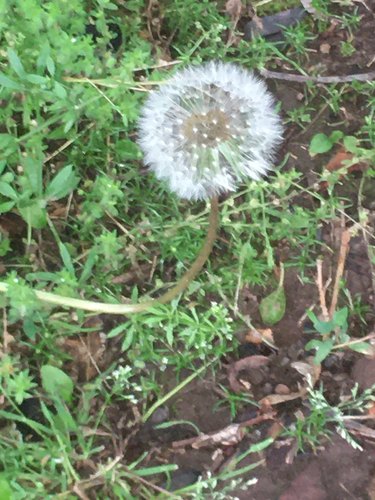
(138, 61, 283, 201)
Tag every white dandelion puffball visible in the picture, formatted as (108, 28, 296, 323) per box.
(138, 61, 283, 201)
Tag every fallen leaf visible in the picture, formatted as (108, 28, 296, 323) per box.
(245, 329, 263, 344)
(227, 355, 270, 393)
(59, 322, 106, 382)
(193, 423, 244, 448)
(173, 413, 274, 449)
(325, 148, 354, 172)
(344, 420, 375, 440)
(225, 0, 243, 20)
(291, 357, 321, 384)
(368, 402, 375, 417)
(259, 357, 320, 406)
(267, 421, 284, 439)
(245, 328, 274, 345)
(319, 147, 368, 191)
(319, 43, 331, 54)
(260, 389, 306, 406)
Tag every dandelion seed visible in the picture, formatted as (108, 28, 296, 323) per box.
(138, 61, 283, 200)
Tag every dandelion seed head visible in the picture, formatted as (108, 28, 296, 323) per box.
(138, 61, 283, 200)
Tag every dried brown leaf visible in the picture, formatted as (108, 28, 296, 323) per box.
(344, 420, 375, 440)
(259, 389, 306, 406)
(192, 423, 244, 448)
(259, 357, 321, 407)
(225, 0, 243, 20)
(227, 355, 270, 393)
(319, 43, 331, 54)
(60, 326, 106, 382)
(245, 328, 274, 345)
(291, 358, 321, 385)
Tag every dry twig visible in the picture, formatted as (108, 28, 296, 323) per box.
(316, 259, 330, 321)
(259, 68, 375, 83)
(329, 228, 352, 318)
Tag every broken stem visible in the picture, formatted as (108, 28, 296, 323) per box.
(0, 197, 220, 315)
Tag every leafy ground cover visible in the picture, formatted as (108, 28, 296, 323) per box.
(0, 0, 375, 498)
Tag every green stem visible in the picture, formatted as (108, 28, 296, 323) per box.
(0, 197, 220, 314)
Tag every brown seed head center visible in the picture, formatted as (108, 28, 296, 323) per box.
(182, 109, 230, 147)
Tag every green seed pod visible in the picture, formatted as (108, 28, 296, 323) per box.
(259, 286, 286, 325)
(259, 264, 286, 325)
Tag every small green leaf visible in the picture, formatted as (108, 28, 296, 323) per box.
(343, 135, 358, 153)
(46, 57, 55, 76)
(0, 181, 18, 200)
(23, 157, 43, 196)
(107, 322, 128, 338)
(0, 201, 15, 214)
(329, 130, 344, 143)
(259, 286, 286, 325)
(45, 164, 78, 200)
(7, 48, 25, 78)
(0, 161, 7, 175)
(0, 72, 23, 90)
(305, 339, 323, 351)
(121, 330, 134, 351)
(333, 307, 348, 328)
(23, 317, 37, 341)
(307, 310, 334, 335)
(18, 201, 47, 228)
(25, 74, 46, 85)
(348, 342, 373, 354)
(314, 339, 334, 364)
(116, 139, 142, 160)
(6, 277, 39, 320)
(309, 133, 333, 156)
(0, 476, 13, 500)
(0, 134, 17, 155)
(166, 323, 174, 346)
(58, 242, 75, 276)
(54, 81, 67, 99)
(314, 320, 334, 335)
(40, 365, 74, 403)
(79, 249, 97, 284)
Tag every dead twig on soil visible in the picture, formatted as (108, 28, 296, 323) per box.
(316, 259, 330, 321)
(259, 68, 375, 83)
(357, 176, 375, 310)
(329, 227, 352, 318)
(343, 420, 375, 440)
(171, 413, 274, 449)
(1, 308, 11, 354)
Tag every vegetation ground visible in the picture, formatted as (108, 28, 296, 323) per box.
(0, 0, 374, 498)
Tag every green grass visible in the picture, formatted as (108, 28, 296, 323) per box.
(0, 0, 374, 497)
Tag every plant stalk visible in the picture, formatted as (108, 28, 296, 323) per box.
(0, 197, 220, 314)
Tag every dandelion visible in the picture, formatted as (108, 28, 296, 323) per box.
(138, 61, 283, 200)
(0, 63, 283, 316)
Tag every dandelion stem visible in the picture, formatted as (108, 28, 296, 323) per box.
(0, 197, 220, 315)
(157, 196, 219, 304)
